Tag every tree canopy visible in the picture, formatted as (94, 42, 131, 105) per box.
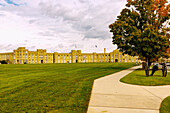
(109, 0, 170, 63)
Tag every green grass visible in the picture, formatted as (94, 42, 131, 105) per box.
(120, 69, 170, 86)
(0, 63, 134, 113)
(160, 96, 170, 113)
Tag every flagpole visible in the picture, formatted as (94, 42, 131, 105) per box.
(75, 44, 77, 51)
(95, 45, 97, 53)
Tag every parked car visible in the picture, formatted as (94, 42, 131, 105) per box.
(167, 62, 170, 66)
(159, 62, 170, 66)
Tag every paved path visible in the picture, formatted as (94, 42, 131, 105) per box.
(87, 66, 170, 113)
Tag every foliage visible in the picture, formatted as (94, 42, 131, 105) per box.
(1, 60, 7, 64)
(0, 63, 134, 113)
(109, 0, 170, 62)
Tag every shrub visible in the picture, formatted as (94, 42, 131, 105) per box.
(1, 60, 7, 64)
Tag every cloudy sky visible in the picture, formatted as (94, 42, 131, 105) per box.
(0, 0, 127, 53)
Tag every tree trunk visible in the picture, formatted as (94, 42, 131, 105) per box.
(145, 58, 150, 77)
(145, 64, 149, 76)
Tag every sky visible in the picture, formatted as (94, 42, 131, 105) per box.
(0, 0, 127, 53)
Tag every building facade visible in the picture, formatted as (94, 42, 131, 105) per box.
(0, 47, 141, 64)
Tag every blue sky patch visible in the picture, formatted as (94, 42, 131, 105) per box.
(4, 0, 19, 6)
(0, 3, 5, 6)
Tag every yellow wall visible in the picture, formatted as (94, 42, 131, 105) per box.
(0, 47, 141, 64)
(0, 52, 14, 64)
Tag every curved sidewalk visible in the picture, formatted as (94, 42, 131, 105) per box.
(87, 66, 170, 113)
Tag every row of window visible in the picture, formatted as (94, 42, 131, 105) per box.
(1, 54, 137, 61)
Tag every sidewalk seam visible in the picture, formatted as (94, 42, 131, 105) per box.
(141, 87, 163, 101)
(92, 93, 160, 98)
(89, 106, 159, 111)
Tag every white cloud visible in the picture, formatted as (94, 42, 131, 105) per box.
(0, 0, 126, 53)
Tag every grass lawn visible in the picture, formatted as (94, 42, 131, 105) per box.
(160, 96, 170, 113)
(120, 69, 170, 86)
(120, 68, 170, 113)
(0, 63, 134, 113)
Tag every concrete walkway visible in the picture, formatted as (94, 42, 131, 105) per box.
(87, 66, 170, 113)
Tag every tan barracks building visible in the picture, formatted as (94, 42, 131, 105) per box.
(0, 47, 141, 64)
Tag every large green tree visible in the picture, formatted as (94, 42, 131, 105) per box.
(109, 0, 170, 76)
